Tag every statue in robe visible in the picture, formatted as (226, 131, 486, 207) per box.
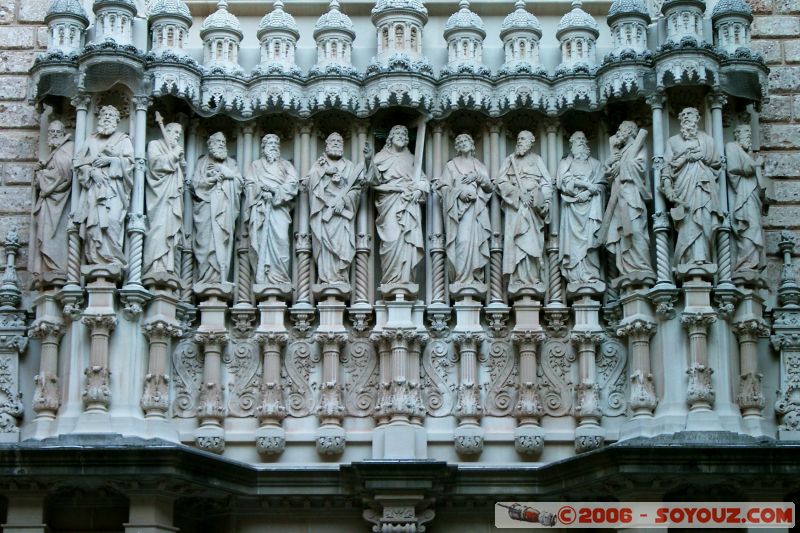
(32, 120, 73, 277)
(727, 124, 769, 273)
(557, 131, 604, 287)
(435, 133, 492, 288)
(305, 132, 365, 286)
(661, 107, 723, 270)
(598, 121, 654, 278)
(73, 105, 134, 267)
(495, 130, 552, 295)
(144, 122, 185, 275)
(191, 132, 242, 285)
(244, 134, 299, 287)
(364, 125, 429, 287)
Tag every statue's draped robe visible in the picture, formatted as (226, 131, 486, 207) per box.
(145, 138, 184, 274)
(74, 131, 134, 266)
(664, 131, 722, 267)
(307, 156, 364, 285)
(191, 155, 242, 284)
(600, 141, 653, 276)
(496, 153, 552, 287)
(557, 155, 604, 284)
(244, 158, 299, 285)
(726, 141, 766, 272)
(33, 137, 73, 274)
(369, 147, 426, 285)
(436, 156, 492, 285)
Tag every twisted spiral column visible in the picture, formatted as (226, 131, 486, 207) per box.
(354, 233, 371, 305)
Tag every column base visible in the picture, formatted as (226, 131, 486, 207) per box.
(741, 416, 772, 438)
(685, 407, 724, 432)
(195, 424, 225, 454)
(21, 416, 56, 441)
(619, 414, 655, 441)
(454, 423, 484, 456)
(316, 423, 346, 456)
(514, 424, 545, 456)
(372, 421, 427, 460)
(72, 408, 112, 434)
(144, 417, 180, 443)
(255, 425, 286, 455)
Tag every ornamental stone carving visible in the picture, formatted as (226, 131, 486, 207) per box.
(74, 105, 134, 268)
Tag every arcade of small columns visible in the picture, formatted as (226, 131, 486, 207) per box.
(17, 87, 778, 459)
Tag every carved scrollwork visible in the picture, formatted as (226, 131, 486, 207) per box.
(226, 340, 260, 418)
(284, 340, 318, 417)
(483, 339, 516, 417)
(421, 339, 456, 417)
(539, 338, 574, 416)
(596, 336, 627, 416)
(341, 339, 377, 417)
(171, 338, 203, 418)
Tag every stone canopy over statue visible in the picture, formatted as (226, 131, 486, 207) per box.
(244, 133, 299, 293)
(365, 125, 429, 295)
(32, 120, 73, 282)
(73, 105, 134, 270)
(435, 133, 492, 295)
(661, 107, 723, 276)
(306, 132, 365, 290)
(191, 132, 243, 287)
(496, 130, 552, 298)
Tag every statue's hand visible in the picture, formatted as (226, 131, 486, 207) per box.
(577, 191, 591, 202)
(461, 172, 477, 185)
(93, 157, 111, 168)
(36, 160, 47, 171)
(458, 190, 474, 203)
(333, 199, 345, 214)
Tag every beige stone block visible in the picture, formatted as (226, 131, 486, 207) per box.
(0, 131, 38, 160)
(751, 39, 782, 63)
(0, 0, 14, 24)
(772, 179, 800, 203)
(0, 26, 34, 49)
(0, 185, 33, 214)
(3, 162, 35, 184)
(0, 50, 36, 73)
(0, 214, 30, 244)
(0, 102, 38, 128)
(748, 0, 774, 13)
(753, 15, 800, 37)
(36, 26, 47, 48)
(776, 0, 800, 13)
(17, 0, 48, 23)
(760, 123, 800, 149)
(760, 95, 792, 122)
(784, 40, 800, 63)
(0, 75, 28, 100)
(765, 205, 800, 229)
(764, 152, 800, 178)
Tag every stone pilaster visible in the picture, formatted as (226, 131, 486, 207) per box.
(512, 331, 546, 456)
(254, 331, 288, 455)
(453, 331, 485, 456)
(0, 228, 26, 440)
(571, 329, 605, 453)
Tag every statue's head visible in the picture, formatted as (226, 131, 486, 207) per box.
(454, 133, 475, 156)
(614, 120, 639, 147)
(516, 130, 535, 156)
(569, 131, 590, 160)
(208, 132, 227, 160)
(262, 134, 281, 162)
(734, 124, 752, 151)
(97, 105, 120, 137)
(678, 107, 700, 140)
(165, 123, 183, 146)
(387, 125, 409, 150)
(47, 120, 67, 148)
(325, 132, 344, 160)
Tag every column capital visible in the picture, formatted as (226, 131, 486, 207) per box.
(70, 94, 91, 111)
(487, 118, 503, 135)
(132, 95, 153, 111)
(646, 92, 666, 109)
(708, 92, 728, 110)
(544, 117, 560, 134)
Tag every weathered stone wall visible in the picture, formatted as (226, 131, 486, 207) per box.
(0, 0, 46, 287)
(750, 0, 800, 290)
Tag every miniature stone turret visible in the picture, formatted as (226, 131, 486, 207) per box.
(200, 0, 243, 71)
(443, 0, 486, 71)
(257, 0, 299, 72)
(45, 0, 89, 55)
(92, 0, 137, 46)
(662, 0, 705, 44)
(314, 0, 355, 68)
(371, 0, 428, 61)
(556, 0, 600, 68)
(499, 0, 543, 71)
(711, 0, 753, 54)
(607, 0, 651, 55)
(148, 0, 192, 56)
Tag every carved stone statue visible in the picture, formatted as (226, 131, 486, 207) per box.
(557, 131, 604, 288)
(191, 132, 242, 285)
(244, 134, 299, 288)
(598, 121, 654, 278)
(727, 124, 768, 273)
(435, 133, 492, 289)
(145, 122, 185, 276)
(496, 130, 552, 295)
(32, 120, 73, 277)
(73, 105, 134, 267)
(306, 132, 365, 287)
(661, 107, 723, 272)
(365, 125, 429, 288)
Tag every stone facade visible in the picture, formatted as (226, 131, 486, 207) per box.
(0, 0, 798, 531)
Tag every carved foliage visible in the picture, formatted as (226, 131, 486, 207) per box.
(284, 339, 319, 417)
(225, 339, 260, 417)
(421, 338, 456, 417)
(171, 337, 202, 418)
(483, 338, 516, 416)
(539, 337, 574, 416)
(596, 336, 628, 416)
(341, 338, 377, 417)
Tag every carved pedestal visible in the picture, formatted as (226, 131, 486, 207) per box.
(512, 331, 545, 456)
(73, 265, 120, 433)
(452, 290, 485, 456)
(26, 288, 65, 439)
(314, 285, 348, 456)
(772, 233, 800, 440)
(371, 291, 428, 460)
(680, 277, 722, 431)
(141, 274, 182, 441)
(193, 283, 232, 454)
(254, 331, 288, 456)
(616, 278, 658, 439)
(571, 294, 605, 453)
